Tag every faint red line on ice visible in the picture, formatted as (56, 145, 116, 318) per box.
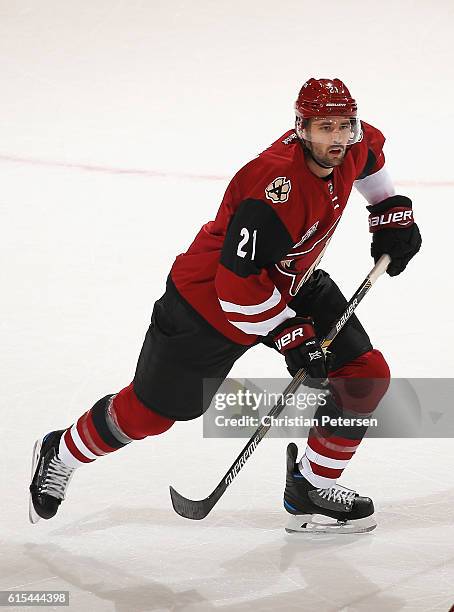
(395, 180, 454, 187)
(0, 154, 226, 182)
(0, 153, 452, 187)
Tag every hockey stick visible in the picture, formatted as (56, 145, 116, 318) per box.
(169, 254, 391, 520)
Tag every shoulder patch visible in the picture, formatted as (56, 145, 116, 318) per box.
(265, 176, 292, 204)
(282, 132, 298, 145)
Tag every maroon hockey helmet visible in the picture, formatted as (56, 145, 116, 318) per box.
(295, 78, 361, 145)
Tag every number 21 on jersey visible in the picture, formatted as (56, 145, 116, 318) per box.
(237, 227, 257, 260)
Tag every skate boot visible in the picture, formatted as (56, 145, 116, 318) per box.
(29, 430, 75, 523)
(284, 442, 376, 534)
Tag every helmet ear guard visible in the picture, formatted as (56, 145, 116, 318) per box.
(295, 116, 306, 141)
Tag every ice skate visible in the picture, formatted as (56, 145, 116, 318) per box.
(29, 430, 75, 523)
(284, 443, 376, 534)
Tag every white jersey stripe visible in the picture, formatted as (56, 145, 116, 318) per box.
(219, 286, 282, 315)
(228, 305, 296, 336)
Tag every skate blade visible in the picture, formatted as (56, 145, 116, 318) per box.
(285, 513, 376, 535)
(28, 438, 43, 524)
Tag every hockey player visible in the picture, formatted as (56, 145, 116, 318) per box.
(29, 78, 421, 533)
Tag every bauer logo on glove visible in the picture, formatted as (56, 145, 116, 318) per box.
(274, 325, 306, 350)
(367, 195, 422, 276)
(271, 316, 328, 383)
(368, 208, 413, 231)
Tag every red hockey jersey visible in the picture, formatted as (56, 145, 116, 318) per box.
(170, 122, 386, 345)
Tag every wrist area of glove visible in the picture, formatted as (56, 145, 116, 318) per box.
(271, 316, 316, 354)
(367, 195, 414, 233)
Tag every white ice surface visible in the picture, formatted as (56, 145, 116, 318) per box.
(1, 2, 453, 611)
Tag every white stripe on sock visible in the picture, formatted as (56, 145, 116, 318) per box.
(305, 445, 351, 469)
(69, 424, 100, 461)
(58, 435, 88, 469)
(298, 455, 337, 488)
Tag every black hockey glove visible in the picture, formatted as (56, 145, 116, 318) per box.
(368, 195, 422, 277)
(271, 316, 327, 386)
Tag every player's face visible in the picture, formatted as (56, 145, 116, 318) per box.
(305, 117, 353, 167)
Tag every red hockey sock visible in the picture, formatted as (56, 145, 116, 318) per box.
(299, 349, 390, 487)
(58, 383, 175, 468)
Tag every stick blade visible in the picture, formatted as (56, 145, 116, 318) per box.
(169, 486, 214, 520)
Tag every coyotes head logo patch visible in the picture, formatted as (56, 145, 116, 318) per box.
(265, 176, 291, 204)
